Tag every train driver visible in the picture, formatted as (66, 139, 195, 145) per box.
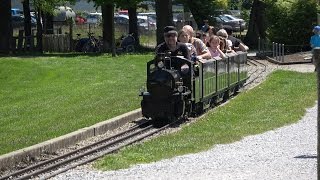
(155, 26, 190, 60)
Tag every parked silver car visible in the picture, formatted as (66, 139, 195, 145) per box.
(114, 14, 156, 31)
(86, 12, 102, 24)
(214, 14, 246, 32)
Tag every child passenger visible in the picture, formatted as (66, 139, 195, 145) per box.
(207, 35, 226, 58)
(178, 29, 197, 55)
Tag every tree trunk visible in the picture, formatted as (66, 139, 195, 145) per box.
(23, 0, 32, 36)
(128, 7, 140, 46)
(102, 4, 114, 54)
(43, 13, 54, 34)
(0, 0, 12, 54)
(155, 0, 173, 45)
(244, 0, 267, 48)
(36, 8, 43, 52)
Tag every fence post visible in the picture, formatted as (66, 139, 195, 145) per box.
(276, 43, 278, 61)
(282, 44, 285, 62)
(69, 18, 73, 51)
(315, 47, 320, 180)
(258, 37, 261, 54)
(272, 42, 275, 58)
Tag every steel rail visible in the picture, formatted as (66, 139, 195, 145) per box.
(0, 122, 151, 180)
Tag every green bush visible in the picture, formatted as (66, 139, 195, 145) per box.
(266, 0, 318, 52)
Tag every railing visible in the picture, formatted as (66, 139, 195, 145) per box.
(258, 37, 311, 63)
(12, 30, 37, 52)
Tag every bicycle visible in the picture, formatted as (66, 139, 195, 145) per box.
(74, 32, 102, 53)
(82, 32, 103, 53)
(116, 33, 135, 53)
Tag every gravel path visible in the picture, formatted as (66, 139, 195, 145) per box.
(52, 61, 317, 180)
(52, 105, 317, 180)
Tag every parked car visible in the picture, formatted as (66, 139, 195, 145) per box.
(227, 10, 241, 18)
(76, 15, 86, 25)
(213, 15, 246, 32)
(222, 14, 245, 25)
(137, 15, 156, 31)
(138, 12, 156, 21)
(11, 15, 36, 28)
(114, 14, 156, 31)
(86, 12, 102, 24)
(11, 8, 23, 16)
(114, 14, 129, 30)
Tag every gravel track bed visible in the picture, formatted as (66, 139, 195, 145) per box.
(49, 60, 316, 179)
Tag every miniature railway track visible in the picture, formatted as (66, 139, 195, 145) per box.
(244, 59, 267, 87)
(0, 120, 175, 180)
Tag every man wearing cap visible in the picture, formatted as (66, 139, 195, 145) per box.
(310, 25, 320, 70)
(155, 26, 190, 59)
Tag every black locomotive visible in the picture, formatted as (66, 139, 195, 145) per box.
(140, 52, 247, 123)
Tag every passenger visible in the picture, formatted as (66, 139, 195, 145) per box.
(205, 26, 216, 44)
(207, 26, 216, 36)
(200, 32, 209, 45)
(207, 35, 226, 58)
(216, 29, 233, 52)
(218, 36, 229, 53)
(201, 19, 210, 32)
(195, 31, 202, 39)
(224, 26, 249, 52)
(155, 26, 190, 59)
(178, 29, 197, 58)
(310, 25, 320, 71)
(182, 25, 211, 60)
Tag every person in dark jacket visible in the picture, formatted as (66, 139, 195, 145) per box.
(224, 26, 249, 52)
(155, 26, 190, 59)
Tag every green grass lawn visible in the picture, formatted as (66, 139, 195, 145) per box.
(95, 70, 317, 171)
(0, 53, 153, 155)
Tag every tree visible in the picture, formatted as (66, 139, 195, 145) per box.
(176, 0, 218, 29)
(116, 0, 144, 47)
(101, 2, 115, 53)
(244, 0, 267, 48)
(0, 0, 12, 54)
(23, 0, 32, 37)
(95, 0, 143, 53)
(265, 0, 318, 51)
(32, 0, 76, 51)
(155, 0, 173, 45)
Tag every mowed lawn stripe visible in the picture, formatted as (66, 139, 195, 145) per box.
(95, 70, 317, 171)
(0, 54, 153, 155)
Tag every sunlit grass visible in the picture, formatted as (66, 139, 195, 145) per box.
(0, 53, 153, 155)
(95, 70, 316, 170)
